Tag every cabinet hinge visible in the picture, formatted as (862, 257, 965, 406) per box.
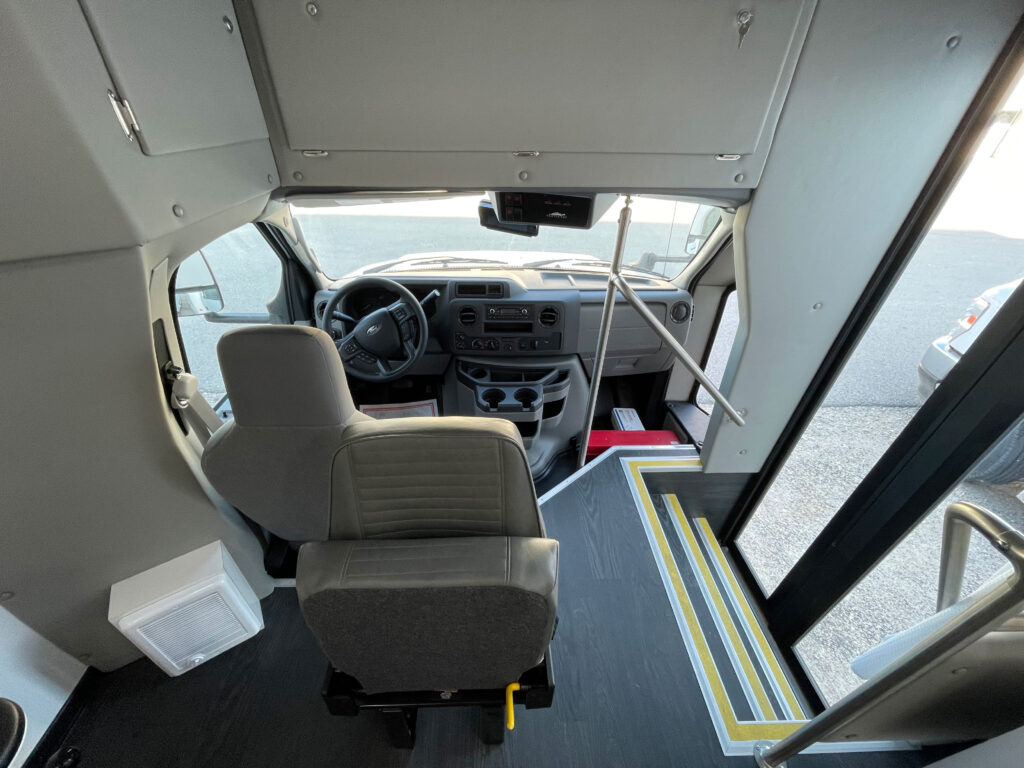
(107, 89, 141, 143)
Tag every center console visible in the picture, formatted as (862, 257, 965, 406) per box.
(451, 301, 566, 355)
(444, 355, 589, 479)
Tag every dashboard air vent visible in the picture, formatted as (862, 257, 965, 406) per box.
(539, 306, 560, 327)
(455, 283, 504, 298)
(459, 306, 478, 326)
(315, 301, 328, 319)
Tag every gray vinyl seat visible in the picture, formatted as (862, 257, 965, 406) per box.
(202, 325, 558, 694)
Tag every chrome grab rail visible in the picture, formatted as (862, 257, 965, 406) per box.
(754, 502, 1024, 767)
(577, 198, 744, 469)
(937, 501, 1023, 610)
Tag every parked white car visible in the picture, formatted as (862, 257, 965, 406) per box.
(918, 278, 1024, 483)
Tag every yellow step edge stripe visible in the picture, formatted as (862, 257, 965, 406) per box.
(625, 461, 804, 743)
(625, 458, 703, 470)
(695, 517, 808, 720)
(667, 496, 776, 721)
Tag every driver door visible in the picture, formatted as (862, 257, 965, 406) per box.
(174, 223, 288, 413)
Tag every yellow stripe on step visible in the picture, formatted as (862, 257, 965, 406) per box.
(668, 496, 775, 721)
(625, 461, 804, 743)
(695, 517, 808, 720)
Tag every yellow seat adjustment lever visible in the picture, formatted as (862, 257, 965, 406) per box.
(505, 682, 521, 730)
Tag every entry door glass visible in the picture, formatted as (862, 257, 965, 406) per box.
(737, 75, 1024, 697)
(798, 418, 1024, 704)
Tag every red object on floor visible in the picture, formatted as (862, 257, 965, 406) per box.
(585, 430, 681, 459)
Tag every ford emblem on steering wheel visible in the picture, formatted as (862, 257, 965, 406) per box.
(366, 323, 382, 335)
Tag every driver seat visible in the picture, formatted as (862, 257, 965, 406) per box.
(202, 325, 559, 696)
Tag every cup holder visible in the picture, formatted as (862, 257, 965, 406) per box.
(514, 388, 538, 409)
(481, 388, 505, 409)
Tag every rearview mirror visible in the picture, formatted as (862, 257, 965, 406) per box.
(174, 251, 224, 317)
(478, 200, 539, 237)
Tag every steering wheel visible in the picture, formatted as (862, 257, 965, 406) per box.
(318, 276, 429, 382)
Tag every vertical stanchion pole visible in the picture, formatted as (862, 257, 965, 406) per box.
(577, 197, 632, 469)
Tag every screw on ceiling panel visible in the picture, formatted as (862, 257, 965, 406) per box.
(306, 2, 319, 16)
(172, 204, 185, 218)
(293, 171, 304, 182)
(518, 170, 529, 181)
(946, 35, 961, 49)
(0, 591, 13, 601)
(223, 16, 233, 33)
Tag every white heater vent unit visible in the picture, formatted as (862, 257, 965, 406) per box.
(108, 541, 263, 676)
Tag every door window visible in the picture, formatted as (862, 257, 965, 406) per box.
(737, 74, 1024, 700)
(696, 290, 738, 412)
(175, 224, 285, 406)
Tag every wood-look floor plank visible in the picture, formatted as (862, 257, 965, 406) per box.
(48, 449, 950, 767)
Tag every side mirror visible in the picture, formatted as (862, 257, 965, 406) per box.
(478, 200, 539, 237)
(174, 251, 224, 317)
(684, 205, 723, 256)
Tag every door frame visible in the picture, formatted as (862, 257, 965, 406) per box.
(711, 13, 1024, 695)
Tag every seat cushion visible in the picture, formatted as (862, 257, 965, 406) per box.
(297, 536, 558, 693)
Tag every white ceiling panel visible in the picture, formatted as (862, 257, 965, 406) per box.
(252, 0, 813, 160)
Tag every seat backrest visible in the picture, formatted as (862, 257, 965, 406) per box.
(202, 325, 369, 541)
(202, 325, 544, 542)
(326, 416, 544, 540)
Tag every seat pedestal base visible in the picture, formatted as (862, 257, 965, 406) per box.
(320, 655, 555, 747)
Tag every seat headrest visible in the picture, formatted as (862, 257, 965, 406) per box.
(217, 325, 358, 427)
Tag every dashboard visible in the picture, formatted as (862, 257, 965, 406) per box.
(313, 269, 693, 476)
(314, 270, 693, 376)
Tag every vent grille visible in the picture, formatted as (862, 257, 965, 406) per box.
(539, 306, 560, 326)
(458, 306, 478, 326)
(137, 592, 246, 668)
(455, 283, 504, 298)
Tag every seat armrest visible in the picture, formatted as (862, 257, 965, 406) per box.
(329, 417, 544, 539)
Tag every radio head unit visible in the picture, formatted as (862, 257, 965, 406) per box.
(452, 301, 565, 355)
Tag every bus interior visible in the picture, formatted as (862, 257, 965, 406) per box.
(2, 2, 1024, 767)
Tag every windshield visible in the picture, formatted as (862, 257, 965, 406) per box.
(292, 195, 722, 280)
